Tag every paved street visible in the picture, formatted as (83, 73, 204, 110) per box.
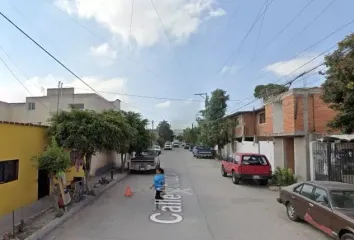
(44, 149, 329, 240)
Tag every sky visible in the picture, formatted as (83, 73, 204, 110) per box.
(0, 0, 353, 129)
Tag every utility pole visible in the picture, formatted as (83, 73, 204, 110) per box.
(151, 120, 154, 146)
(56, 81, 61, 114)
(194, 93, 207, 99)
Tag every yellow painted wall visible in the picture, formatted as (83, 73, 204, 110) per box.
(0, 122, 84, 218)
(0, 123, 46, 218)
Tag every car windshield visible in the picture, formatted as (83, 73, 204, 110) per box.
(330, 190, 354, 209)
(242, 155, 268, 165)
(199, 146, 210, 150)
(153, 145, 160, 149)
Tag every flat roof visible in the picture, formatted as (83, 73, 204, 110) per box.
(0, 121, 47, 128)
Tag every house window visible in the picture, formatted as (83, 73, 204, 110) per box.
(28, 102, 36, 110)
(259, 112, 266, 124)
(0, 160, 19, 184)
(69, 104, 84, 110)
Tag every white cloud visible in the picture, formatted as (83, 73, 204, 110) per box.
(264, 53, 322, 77)
(55, 0, 225, 47)
(0, 74, 137, 111)
(90, 43, 117, 60)
(220, 65, 238, 75)
(155, 100, 171, 108)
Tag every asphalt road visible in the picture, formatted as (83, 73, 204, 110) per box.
(43, 148, 330, 240)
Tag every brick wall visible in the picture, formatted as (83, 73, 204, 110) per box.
(312, 94, 338, 133)
(282, 95, 296, 133)
(243, 112, 256, 136)
(281, 92, 337, 134)
(263, 105, 273, 135)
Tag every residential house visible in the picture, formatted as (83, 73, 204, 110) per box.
(263, 87, 337, 180)
(0, 88, 122, 176)
(0, 121, 84, 219)
(219, 108, 264, 157)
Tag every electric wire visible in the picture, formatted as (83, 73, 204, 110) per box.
(128, 0, 135, 48)
(244, 18, 354, 86)
(218, 0, 269, 78)
(150, 0, 185, 77)
(0, 11, 151, 115)
(40, 0, 164, 81)
(0, 53, 49, 109)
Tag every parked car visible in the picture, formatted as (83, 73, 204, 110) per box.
(173, 141, 179, 148)
(221, 153, 272, 185)
(130, 150, 160, 173)
(193, 146, 213, 158)
(164, 142, 172, 150)
(277, 181, 354, 240)
(184, 143, 190, 149)
(152, 145, 161, 155)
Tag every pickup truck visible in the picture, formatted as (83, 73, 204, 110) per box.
(193, 146, 213, 158)
(129, 150, 160, 173)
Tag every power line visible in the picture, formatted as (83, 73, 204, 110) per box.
(220, 44, 338, 119)
(211, 0, 245, 48)
(150, 0, 185, 77)
(40, 0, 164, 81)
(66, 87, 243, 102)
(128, 0, 135, 48)
(259, 0, 315, 54)
(0, 12, 151, 115)
(0, 53, 49, 109)
(276, 0, 338, 55)
(250, 0, 272, 66)
(244, 18, 354, 86)
(218, 0, 270, 78)
(231, 0, 317, 79)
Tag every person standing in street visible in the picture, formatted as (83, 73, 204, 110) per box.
(150, 167, 165, 209)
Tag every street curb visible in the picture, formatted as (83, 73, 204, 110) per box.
(24, 173, 128, 240)
(268, 186, 281, 191)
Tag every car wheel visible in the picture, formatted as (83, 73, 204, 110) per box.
(221, 166, 227, 177)
(341, 233, 354, 240)
(232, 171, 240, 184)
(259, 180, 268, 186)
(286, 202, 300, 222)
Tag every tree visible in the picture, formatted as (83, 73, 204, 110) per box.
(182, 126, 199, 145)
(32, 138, 71, 211)
(253, 83, 289, 101)
(322, 33, 354, 133)
(156, 120, 173, 143)
(100, 110, 136, 173)
(198, 89, 229, 154)
(47, 109, 110, 193)
(122, 111, 150, 154)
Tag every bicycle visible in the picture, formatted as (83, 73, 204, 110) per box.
(68, 180, 85, 203)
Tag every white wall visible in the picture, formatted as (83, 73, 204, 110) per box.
(235, 140, 275, 170)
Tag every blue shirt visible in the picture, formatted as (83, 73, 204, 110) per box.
(153, 174, 165, 191)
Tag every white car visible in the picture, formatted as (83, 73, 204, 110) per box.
(153, 145, 161, 154)
(164, 142, 172, 150)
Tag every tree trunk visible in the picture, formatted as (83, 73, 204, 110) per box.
(84, 154, 92, 194)
(120, 153, 127, 173)
(50, 176, 60, 212)
(217, 145, 221, 157)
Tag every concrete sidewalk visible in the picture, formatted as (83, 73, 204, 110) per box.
(0, 171, 127, 236)
(0, 196, 53, 236)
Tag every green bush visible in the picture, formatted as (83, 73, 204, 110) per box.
(271, 167, 297, 186)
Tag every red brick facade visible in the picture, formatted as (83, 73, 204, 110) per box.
(261, 88, 337, 136)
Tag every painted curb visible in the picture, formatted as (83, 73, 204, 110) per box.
(24, 173, 128, 240)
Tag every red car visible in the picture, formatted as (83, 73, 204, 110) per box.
(221, 153, 272, 185)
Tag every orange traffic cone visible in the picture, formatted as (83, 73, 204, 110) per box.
(124, 185, 133, 197)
